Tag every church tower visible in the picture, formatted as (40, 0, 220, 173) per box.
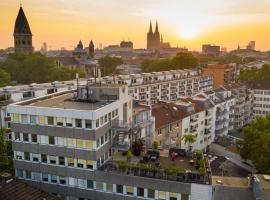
(89, 40, 95, 59)
(13, 5, 33, 54)
(153, 21, 161, 50)
(147, 21, 154, 50)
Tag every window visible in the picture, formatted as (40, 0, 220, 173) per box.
(100, 117, 104, 125)
(66, 118, 73, 127)
(85, 120, 92, 129)
(59, 176, 66, 185)
(87, 180, 94, 189)
(107, 183, 113, 192)
(137, 187, 144, 197)
(24, 152, 30, 160)
(126, 186, 134, 195)
(75, 119, 82, 128)
(67, 138, 74, 147)
(77, 159, 84, 168)
(13, 114, 20, 123)
(96, 119, 99, 128)
(68, 177, 76, 186)
(49, 136, 55, 145)
(97, 138, 100, 148)
(56, 117, 63, 126)
(30, 115, 36, 124)
(181, 194, 189, 200)
(148, 189, 155, 198)
(23, 133, 29, 142)
(159, 191, 166, 200)
(170, 192, 177, 200)
(101, 136, 104, 145)
(14, 132, 20, 141)
(96, 182, 104, 191)
(49, 156, 57, 164)
(87, 160, 93, 169)
(15, 151, 23, 159)
(59, 156, 65, 165)
(51, 175, 58, 183)
(85, 140, 93, 150)
(116, 184, 123, 194)
(57, 137, 65, 146)
(115, 109, 118, 116)
(41, 154, 47, 163)
(32, 172, 40, 181)
(67, 158, 74, 167)
(47, 116, 54, 125)
(76, 139, 83, 148)
(31, 134, 37, 143)
(21, 114, 28, 123)
(78, 179, 85, 188)
(16, 169, 23, 178)
(104, 115, 108, 123)
(40, 135, 47, 144)
(32, 154, 39, 162)
(42, 173, 49, 182)
(25, 170, 31, 179)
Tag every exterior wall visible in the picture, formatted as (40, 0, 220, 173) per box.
(253, 89, 270, 116)
(202, 65, 234, 89)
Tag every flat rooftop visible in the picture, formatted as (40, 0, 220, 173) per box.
(22, 92, 115, 111)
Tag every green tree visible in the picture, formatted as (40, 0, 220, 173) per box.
(98, 55, 123, 76)
(141, 52, 198, 72)
(0, 68, 10, 87)
(182, 134, 196, 151)
(0, 53, 85, 84)
(238, 64, 270, 82)
(239, 114, 270, 173)
(0, 128, 13, 174)
(152, 141, 159, 150)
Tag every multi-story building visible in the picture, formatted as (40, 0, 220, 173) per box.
(202, 64, 236, 89)
(202, 87, 235, 136)
(226, 84, 254, 131)
(246, 82, 270, 117)
(201, 44, 220, 57)
(0, 81, 76, 138)
(93, 69, 213, 105)
(8, 83, 213, 200)
(152, 96, 216, 151)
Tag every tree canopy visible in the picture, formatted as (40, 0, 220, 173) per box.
(98, 55, 123, 76)
(0, 68, 11, 87)
(0, 53, 85, 84)
(238, 114, 270, 173)
(197, 54, 256, 65)
(238, 64, 270, 81)
(141, 52, 198, 72)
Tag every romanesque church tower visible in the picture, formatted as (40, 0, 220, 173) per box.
(13, 5, 33, 54)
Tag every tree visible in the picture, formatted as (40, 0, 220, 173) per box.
(98, 55, 123, 76)
(132, 139, 144, 156)
(0, 128, 13, 174)
(238, 114, 270, 173)
(238, 64, 270, 82)
(0, 53, 85, 84)
(141, 52, 198, 72)
(182, 134, 196, 151)
(126, 150, 133, 162)
(0, 68, 11, 87)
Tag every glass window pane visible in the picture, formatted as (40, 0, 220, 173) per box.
(21, 114, 28, 123)
(67, 138, 74, 147)
(23, 133, 29, 142)
(30, 115, 36, 124)
(49, 136, 55, 145)
(116, 184, 123, 194)
(66, 118, 73, 127)
(87, 180, 93, 189)
(76, 139, 83, 148)
(67, 158, 74, 167)
(31, 134, 37, 143)
(126, 186, 134, 195)
(159, 191, 166, 200)
(75, 119, 82, 128)
(96, 182, 104, 191)
(137, 187, 144, 197)
(13, 114, 20, 123)
(56, 117, 63, 126)
(85, 140, 93, 150)
(24, 152, 30, 160)
(47, 116, 54, 125)
(77, 159, 84, 168)
(85, 120, 92, 129)
(39, 116, 45, 125)
(107, 183, 113, 192)
(148, 189, 155, 198)
(87, 160, 93, 169)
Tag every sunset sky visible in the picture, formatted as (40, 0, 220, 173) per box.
(1, 0, 270, 51)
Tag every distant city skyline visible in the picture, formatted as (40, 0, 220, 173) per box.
(1, 0, 270, 51)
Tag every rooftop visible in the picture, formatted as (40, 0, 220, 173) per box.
(0, 178, 59, 200)
(19, 91, 115, 111)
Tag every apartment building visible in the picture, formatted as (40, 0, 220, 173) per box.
(246, 82, 270, 117)
(0, 81, 76, 138)
(202, 87, 235, 135)
(225, 84, 254, 131)
(202, 64, 236, 89)
(89, 69, 213, 105)
(152, 96, 216, 151)
(7, 83, 213, 200)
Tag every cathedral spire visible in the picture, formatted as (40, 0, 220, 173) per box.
(149, 21, 153, 33)
(155, 20, 159, 33)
